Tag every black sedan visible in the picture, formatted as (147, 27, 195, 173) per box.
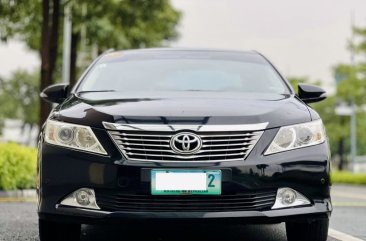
(38, 48, 331, 241)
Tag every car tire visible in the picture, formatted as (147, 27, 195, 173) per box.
(286, 218, 329, 241)
(39, 219, 81, 241)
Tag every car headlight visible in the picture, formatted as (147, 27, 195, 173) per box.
(264, 119, 326, 155)
(44, 120, 107, 155)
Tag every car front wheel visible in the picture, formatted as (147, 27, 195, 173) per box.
(286, 218, 329, 241)
(39, 219, 81, 241)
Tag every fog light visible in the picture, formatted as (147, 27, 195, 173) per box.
(272, 188, 310, 209)
(281, 188, 296, 205)
(75, 189, 91, 206)
(60, 188, 100, 210)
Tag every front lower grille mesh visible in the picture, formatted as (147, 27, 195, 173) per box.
(95, 190, 277, 212)
(107, 130, 263, 162)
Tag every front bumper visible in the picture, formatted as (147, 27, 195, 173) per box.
(39, 201, 331, 224)
(38, 127, 331, 224)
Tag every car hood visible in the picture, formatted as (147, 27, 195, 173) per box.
(55, 91, 311, 129)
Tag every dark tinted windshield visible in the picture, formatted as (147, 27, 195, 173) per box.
(78, 51, 290, 94)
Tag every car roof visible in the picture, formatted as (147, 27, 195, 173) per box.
(100, 48, 268, 64)
(114, 47, 256, 54)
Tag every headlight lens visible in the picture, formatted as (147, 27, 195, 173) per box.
(45, 120, 107, 155)
(57, 126, 74, 143)
(264, 119, 326, 155)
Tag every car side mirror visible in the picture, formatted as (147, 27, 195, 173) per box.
(40, 83, 70, 104)
(298, 83, 326, 104)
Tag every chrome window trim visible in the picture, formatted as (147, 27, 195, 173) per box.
(103, 122, 269, 132)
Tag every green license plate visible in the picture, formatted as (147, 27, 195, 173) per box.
(151, 169, 221, 195)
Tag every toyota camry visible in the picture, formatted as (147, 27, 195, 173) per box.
(38, 48, 331, 241)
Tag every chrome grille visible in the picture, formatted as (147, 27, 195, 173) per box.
(104, 123, 266, 162)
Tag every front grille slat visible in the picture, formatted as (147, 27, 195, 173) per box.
(114, 137, 171, 142)
(201, 143, 251, 147)
(202, 138, 255, 142)
(126, 152, 247, 159)
(200, 133, 260, 138)
(113, 133, 173, 138)
(108, 192, 277, 200)
(98, 197, 276, 206)
(96, 190, 276, 212)
(124, 147, 250, 153)
(99, 194, 277, 202)
(107, 126, 263, 162)
(97, 202, 275, 211)
(119, 142, 171, 148)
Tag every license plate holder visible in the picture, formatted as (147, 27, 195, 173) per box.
(151, 169, 221, 195)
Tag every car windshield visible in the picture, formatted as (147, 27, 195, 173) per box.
(78, 52, 290, 94)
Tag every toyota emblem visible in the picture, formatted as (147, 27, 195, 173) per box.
(170, 132, 202, 154)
